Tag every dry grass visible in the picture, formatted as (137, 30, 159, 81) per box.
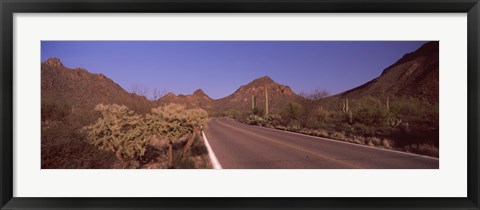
(266, 123, 438, 157)
(366, 137, 382, 147)
(403, 144, 439, 157)
(382, 138, 394, 149)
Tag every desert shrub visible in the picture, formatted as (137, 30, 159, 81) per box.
(252, 107, 264, 116)
(402, 143, 439, 157)
(171, 133, 210, 169)
(246, 114, 265, 126)
(382, 138, 394, 149)
(232, 112, 250, 124)
(352, 123, 375, 136)
(188, 134, 209, 156)
(243, 112, 283, 128)
(314, 107, 331, 124)
(287, 120, 302, 132)
(281, 102, 304, 125)
(265, 113, 283, 127)
(351, 96, 392, 127)
(316, 129, 330, 138)
(225, 109, 242, 119)
(353, 136, 366, 144)
(390, 97, 438, 129)
(365, 137, 382, 146)
(83, 104, 149, 167)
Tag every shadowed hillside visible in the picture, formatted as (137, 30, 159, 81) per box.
(334, 41, 439, 101)
(42, 58, 155, 116)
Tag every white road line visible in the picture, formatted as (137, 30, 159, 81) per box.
(223, 118, 439, 161)
(202, 131, 222, 169)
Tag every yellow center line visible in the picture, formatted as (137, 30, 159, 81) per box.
(214, 119, 362, 169)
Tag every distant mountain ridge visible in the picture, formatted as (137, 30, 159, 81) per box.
(156, 75, 303, 112)
(158, 88, 214, 109)
(42, 41, 439, 118)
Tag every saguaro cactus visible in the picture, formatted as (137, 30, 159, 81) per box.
(251, 95, 256, 113)
(342, 99, 349, 113)
(386, 97, 390, 111)
(265, 86, 269, 116)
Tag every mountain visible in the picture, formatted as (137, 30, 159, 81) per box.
(43, 40, 439, 120)
(42, 58, 303, 118)
(42, 58, 154, 118)
(158, 76, 304, 113)
(214, 76, 304, 113)
(335, 41, 439, 101)
(158, 89, 214, 109)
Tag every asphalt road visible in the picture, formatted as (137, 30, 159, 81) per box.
(204, 118, 439, 169)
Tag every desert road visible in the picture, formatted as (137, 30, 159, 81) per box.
(204, 118, 439, 169)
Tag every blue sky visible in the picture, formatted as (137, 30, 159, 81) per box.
(41, 41, 427, 99)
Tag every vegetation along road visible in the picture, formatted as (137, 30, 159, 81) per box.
(205, 118, 439, 169)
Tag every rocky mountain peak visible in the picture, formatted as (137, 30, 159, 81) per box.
(164, 92, 177, 97)
(43, 57, 64, 68)
(248, 76, 275, 86)
(193, 89, 207, 96)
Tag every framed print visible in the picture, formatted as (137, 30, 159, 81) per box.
(1, 0, 479, 209)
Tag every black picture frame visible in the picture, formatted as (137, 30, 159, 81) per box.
(1, 0, 479, 209)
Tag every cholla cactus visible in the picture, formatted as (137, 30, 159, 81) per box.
(146, 103, 208, 167)
(83, 104, 149, 164)
(84, 103, 208, 168)
(146, 104, 208, 141)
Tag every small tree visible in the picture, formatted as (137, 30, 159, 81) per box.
(298, 89, 329, 127)
(151, 88, 167, 101)
(300, 89, 330, 101)
(130, 84, 150, 97)
(83, 104, 149, 168)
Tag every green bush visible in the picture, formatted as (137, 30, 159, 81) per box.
(390, 97, 438, 128)
(351, 96, 392, 127)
